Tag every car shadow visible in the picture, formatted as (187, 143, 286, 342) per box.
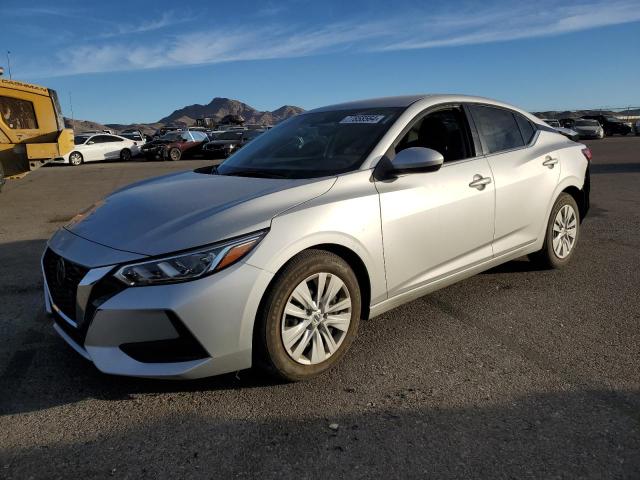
(3, 389, 639, 477)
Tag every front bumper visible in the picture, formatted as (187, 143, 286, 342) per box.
(42, 230, 274, 379)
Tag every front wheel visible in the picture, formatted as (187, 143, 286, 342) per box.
(254, 250, 361, 381)
(529, 193, 580, 269)
(120, 148, 132, 161)
(69, 151, 83, 166)
(168, 147, 182, 161)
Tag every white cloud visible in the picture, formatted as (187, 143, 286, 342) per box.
(26, 0, 640, 78)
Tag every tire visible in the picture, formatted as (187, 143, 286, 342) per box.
(0, 162, 5, 193)
(69, 151, 83, 166)
(529, 193, 580, 269)
(120, 148, 132, 161)
(168, 147, 182, 161)
(254, 249, 361, 382)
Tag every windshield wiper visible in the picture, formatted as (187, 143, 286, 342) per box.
(221, 169, 288, 179)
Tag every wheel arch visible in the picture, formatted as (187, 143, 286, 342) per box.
(255, 243, 373, 322)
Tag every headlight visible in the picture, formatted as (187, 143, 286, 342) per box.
(113, 230, 267, 286)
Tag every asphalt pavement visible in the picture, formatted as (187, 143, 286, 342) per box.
(0, 139, 638, 479)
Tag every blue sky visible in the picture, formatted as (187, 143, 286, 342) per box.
(1, 0, 639, 124)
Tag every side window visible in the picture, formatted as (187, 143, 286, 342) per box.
(515, 114, 536, 144)
(89, 135, 107, 144)
(0, 96, 39, 129)
(181, 132, 193, 141)
(192, 131, 207, 141)
(471, 105, 524, 154)
(395, 107, 472, 162)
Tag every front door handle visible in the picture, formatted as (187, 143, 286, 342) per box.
(469, 174, 492, 190)
(543, 156, 558, 168)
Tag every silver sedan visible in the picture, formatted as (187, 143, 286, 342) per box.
(43, 94, 591, 381)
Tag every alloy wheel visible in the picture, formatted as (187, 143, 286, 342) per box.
(70, 152, 82, 165)
(281, 272, 352, 365)
(552, 204, 577, 259)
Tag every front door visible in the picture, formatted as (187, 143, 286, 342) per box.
(376, 106, 495, 298)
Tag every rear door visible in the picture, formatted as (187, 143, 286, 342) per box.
(80, 135, 109, 161)
(101, 135, 126, 159)
(468, 104, 560, 255)
(376, 105, 495, 297)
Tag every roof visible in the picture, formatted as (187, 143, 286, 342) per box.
(307, 94, 541, 125)
(311, 95, 431, 112)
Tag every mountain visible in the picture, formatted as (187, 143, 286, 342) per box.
(534, 108, 640, 119)
(64, 117, 110, 132)
(65, 98, 305, 134)
(158, 97, 304, 126)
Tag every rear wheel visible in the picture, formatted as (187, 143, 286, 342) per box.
(254, 250, 361, 381)
(168, 147, 182, 161)
(529, 193, 580, 269)
(120, 148, 132, 161)
(69, 151, 83, 166)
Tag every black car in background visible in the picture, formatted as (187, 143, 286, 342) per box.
(581, 115, 632, 136)
(202, 129, 265, 158)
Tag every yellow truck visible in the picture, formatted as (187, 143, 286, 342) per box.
(0, 76, 74, 190)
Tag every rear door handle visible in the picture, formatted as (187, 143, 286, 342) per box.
(469, 174, 492, 190)
(543, 156, 558, 168)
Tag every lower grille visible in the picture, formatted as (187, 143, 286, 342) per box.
(43, 249, 89, 321)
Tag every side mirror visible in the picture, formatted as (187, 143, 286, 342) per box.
(390, 147, 444, 175)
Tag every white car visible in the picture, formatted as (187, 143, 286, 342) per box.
(43, 94, 591, 381)
(54, 134, 139, 166)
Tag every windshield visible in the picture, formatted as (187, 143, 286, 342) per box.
(606, 117, 620, 123)
(545, 120, 560, 127)
(575, 120, 599, 127)
(217, 132, 243, 140)
(217, 108, 402, 179)
(74, 135, 90, 145)
(160, 132, 181, 141)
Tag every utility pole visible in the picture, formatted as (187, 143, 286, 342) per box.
(6, 51, 12, 79)
(68, 91, 74, 124)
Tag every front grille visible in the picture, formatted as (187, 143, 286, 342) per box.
(43, 248, 89, 321)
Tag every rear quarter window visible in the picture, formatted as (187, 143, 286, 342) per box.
(516, 115, 536, 144)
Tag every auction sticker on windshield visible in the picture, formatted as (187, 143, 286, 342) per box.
(340, 114, 386, 124)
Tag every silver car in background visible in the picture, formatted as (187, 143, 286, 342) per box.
(541, 118, 579, 141)
(42, 94, 591, 381)
(573, 119, 605, 139)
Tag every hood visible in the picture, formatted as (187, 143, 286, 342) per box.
(143, 139, 172, 147)
(575, 125, 599, 131)
(65, 170, 336, 256)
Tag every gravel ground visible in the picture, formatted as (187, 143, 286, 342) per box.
(0, 138, 639, 479)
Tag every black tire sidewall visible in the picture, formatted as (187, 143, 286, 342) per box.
(120, 149, 131, 161)
(256, 250, 361, 381)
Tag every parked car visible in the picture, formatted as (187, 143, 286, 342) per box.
(541, 119, 579, 141)
(42, 94, 590, 381)
(581, 115, 631, 136)
(53, 133, 137, 165)
(572, 119, 605, 139)
(152, 126, 182, 139)
(202, 129, 265, 158)
(560, 118, 576, 129)
(141, 130, 209, 161)
(119, 130, 146, 146)
(634, 120, 640, 136)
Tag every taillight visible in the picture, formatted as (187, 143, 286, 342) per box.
(581, 147, 592, 162)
